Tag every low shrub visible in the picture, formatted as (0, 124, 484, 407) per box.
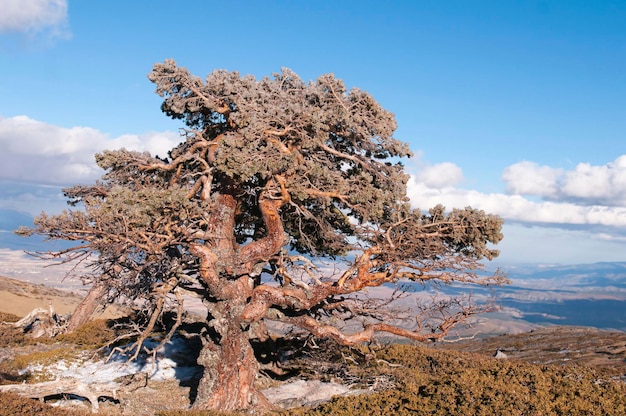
(0, 323, 29, 347)
(2, 331, 625, 415)
(0, 312, 20, 323)
(56, 319, 116, 348)
(291, 344, 626, 416)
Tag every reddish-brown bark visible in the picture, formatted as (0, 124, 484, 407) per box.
(188, 187, 288, 410)
(193, 315, 274, 411)
(65, 282, 107, 332)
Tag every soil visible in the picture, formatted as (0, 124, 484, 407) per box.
(0, 275, 84, 316)
(0, 275, 120, 320)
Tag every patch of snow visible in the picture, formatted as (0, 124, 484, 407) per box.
(23, 336, 200, 384)
(19, 335, 366, 409)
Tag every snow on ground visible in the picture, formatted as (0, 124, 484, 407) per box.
(19, 335, 361, 409)
(22, 336, 201, 384)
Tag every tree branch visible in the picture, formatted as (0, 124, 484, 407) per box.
(238, 178, 289, 272)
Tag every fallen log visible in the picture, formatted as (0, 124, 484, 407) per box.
(0, 378, 119, 412)
(9, 305, 66, 338)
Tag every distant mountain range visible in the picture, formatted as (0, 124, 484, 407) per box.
(0, 208, 76, 252)
(496, 261, 626, 331)
(0, 208, 34, 231)
(0, 208, 44, 251)
(399, 260, 626, 332)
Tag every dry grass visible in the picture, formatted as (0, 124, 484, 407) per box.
(56, 319, 117, 348)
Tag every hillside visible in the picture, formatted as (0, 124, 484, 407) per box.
(0, 275, 625, 414)
(438, 325, 626, 375)
(0, 275, 84, 317)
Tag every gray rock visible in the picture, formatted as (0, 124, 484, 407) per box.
(494, 349, 508, 359)
(262, 379, 367, 409)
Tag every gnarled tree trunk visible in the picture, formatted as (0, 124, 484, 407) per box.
(194, 325, 273, 411)
(192, 298, 274, 411)
(188, 191, 283, 411)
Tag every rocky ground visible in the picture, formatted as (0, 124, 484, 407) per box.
(1, 274, 626, 415)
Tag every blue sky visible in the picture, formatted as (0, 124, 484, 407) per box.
(1, 0, 626, 265)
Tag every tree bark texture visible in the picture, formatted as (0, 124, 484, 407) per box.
(193, 325, 273, 411)
(192, 293, 274, 410)
(66, 282, 108, 332)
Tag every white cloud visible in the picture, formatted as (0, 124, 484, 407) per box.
(408, 175, 626, 229)
(560, 157, 626, 204)
(0, 0, 68, 35)
(0, 115, 182, 185)
(502, 157, 626, 207)
(413, 162, 464, 188)
(399, 156, 626, 263)
(502, 161, 561, 197)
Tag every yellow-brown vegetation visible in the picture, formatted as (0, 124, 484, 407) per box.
(289, 344, 626, 416)
(1, 323, 625, 415)
(0, 391, 90, 416)
(56, 319, 117, 348)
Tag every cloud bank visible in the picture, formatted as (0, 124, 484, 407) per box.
(0, 115, 182, 185)
(503, 159, 626, 207)
(408, 158, 626, 232)
(2, 114, 625, 244)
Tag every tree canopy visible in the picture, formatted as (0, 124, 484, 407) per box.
(18, 60, 506, 411)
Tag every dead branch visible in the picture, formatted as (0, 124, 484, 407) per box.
(0, 379, 119, 412)
(11, 305, 65, 338)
